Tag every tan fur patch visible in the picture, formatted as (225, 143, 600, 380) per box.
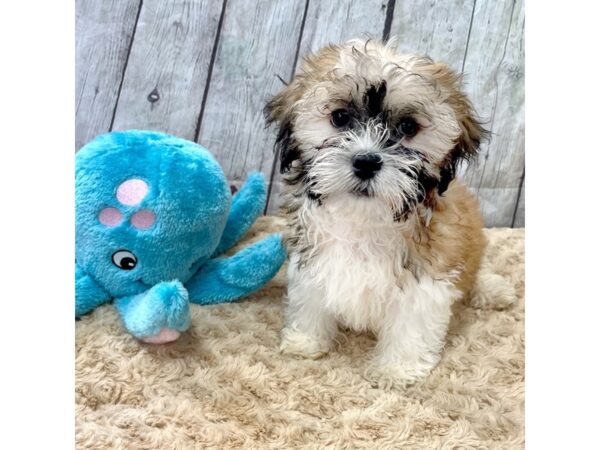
(408, 180, 486, 296)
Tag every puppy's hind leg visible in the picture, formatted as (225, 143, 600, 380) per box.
(370, 275, 459, 385)
(280, 259, 337, 359)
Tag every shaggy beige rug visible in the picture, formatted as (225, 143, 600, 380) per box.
(76, 217, 524, 450)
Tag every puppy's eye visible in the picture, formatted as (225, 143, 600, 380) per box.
(399, 117, 419, 137)
(112, 250, 137, 270)
(331, 109, 350, 128)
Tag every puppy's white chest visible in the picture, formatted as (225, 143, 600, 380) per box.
(295, 195, 407, 331)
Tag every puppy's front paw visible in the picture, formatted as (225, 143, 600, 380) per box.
(280, 327, 330, 359)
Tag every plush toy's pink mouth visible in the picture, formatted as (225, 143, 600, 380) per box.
(141, 328, 181, 344)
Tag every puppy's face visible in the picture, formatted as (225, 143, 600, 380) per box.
(266, 40, 487, 216)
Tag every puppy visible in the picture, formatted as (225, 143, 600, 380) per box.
(265, 39, 487, 384)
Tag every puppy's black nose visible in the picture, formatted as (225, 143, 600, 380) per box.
(352, 153, 383, 179)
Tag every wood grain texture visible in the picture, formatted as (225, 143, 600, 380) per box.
(298, 0, 389, 57)
(111, 0, 223, 140)
(196, 0, 307, 192)
(461, 0, 525, 227)
(75, 0, 525, 226)
(267, 0, 391, 213)
(512, 174, 524, 227)
(389, 0, 476, 72)
(75, 0, 141, 150)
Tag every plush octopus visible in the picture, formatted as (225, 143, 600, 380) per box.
(76, 130, 286, 344)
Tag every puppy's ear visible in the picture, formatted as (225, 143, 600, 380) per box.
(424, 63, 489, 195)
(266, 45, 341, 174)
(264, 79, 304, 174)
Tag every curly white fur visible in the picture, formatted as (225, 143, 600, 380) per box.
(281, 195, 462, 383)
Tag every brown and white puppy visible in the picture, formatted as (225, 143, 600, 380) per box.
(265, 39, 488, 384)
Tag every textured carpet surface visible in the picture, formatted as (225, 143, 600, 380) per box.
(76, 217, 525, 450)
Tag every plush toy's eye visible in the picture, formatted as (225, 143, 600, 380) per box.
(331, 109, 351, 128)
(112, 250, 137, 270)
(399, 117, 419, 137)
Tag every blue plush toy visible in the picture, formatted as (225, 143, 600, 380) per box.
(76, 130, 286, 344)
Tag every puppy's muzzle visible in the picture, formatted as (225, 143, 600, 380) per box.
(352, 153, 383, 180)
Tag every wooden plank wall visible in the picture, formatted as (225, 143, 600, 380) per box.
(75, 0, 525, 227)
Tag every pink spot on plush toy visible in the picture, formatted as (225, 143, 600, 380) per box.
(116, 178, 149, 206)
(131, 209, 156, 229)
(141, 328, 181, 344)
(98, 208, 123, 227)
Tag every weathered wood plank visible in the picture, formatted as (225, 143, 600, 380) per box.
(267, 0, 391, 213)
(75, 0, 141, 150)
(512, 174, 525, 227)
(461, 0, 525, 227)
(111, 0, 224, 140)
(389, 0, 476, 72)
(75, 0, 525, 227)
(298, 0, 389, 58)
(197, 0, 307, 188)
